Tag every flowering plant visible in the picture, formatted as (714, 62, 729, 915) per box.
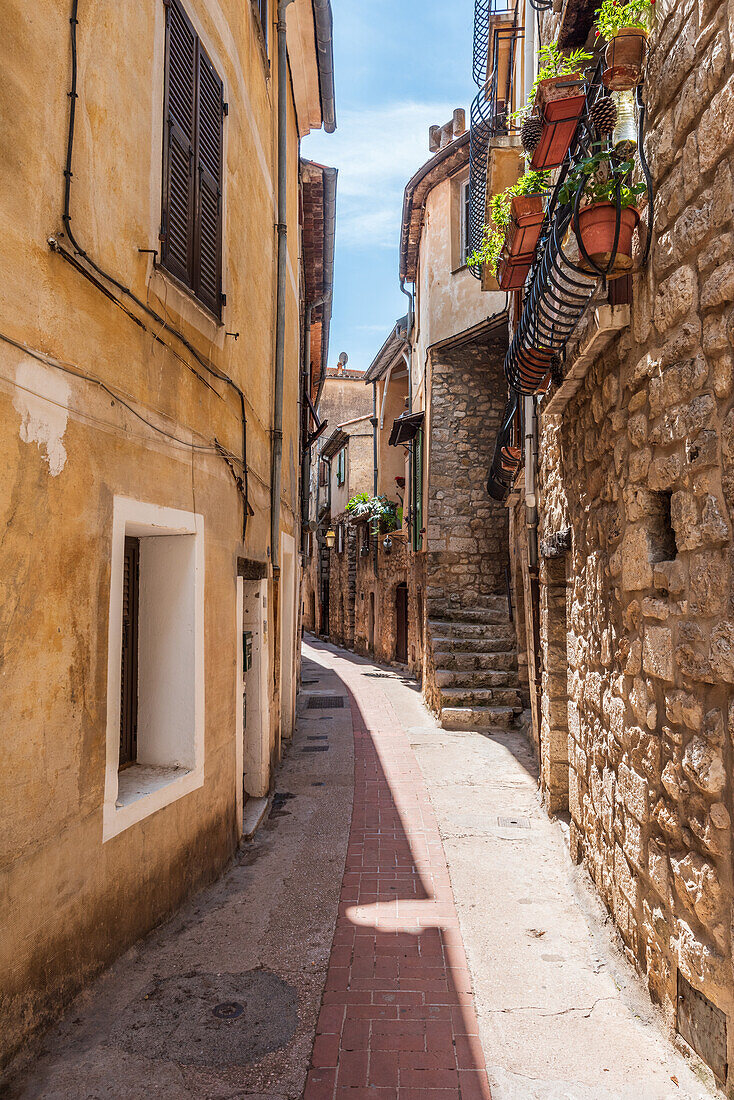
(595, 0, 654, 40)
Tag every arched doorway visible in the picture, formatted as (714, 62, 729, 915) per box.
(395, 583, 408, 663)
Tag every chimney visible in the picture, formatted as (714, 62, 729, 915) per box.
(429, 109, 466, 151)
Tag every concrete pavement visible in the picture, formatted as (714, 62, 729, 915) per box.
(3, 635, 721, 1099)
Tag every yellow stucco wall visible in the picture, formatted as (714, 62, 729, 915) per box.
(0, 0, 309, 1064)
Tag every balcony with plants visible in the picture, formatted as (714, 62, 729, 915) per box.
(469, 0, 655, 500)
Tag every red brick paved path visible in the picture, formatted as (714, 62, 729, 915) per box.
(304, 660, 491, 1099)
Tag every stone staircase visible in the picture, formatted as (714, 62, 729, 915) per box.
(426, 597, 526, 731)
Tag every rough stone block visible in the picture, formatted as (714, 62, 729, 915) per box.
(653, 266, 697, 333)
(698, 72, 734, 175)
(621, 526, 654, 591)
(710, 620, 734, 683)
(682, 735, 726, 794)
(643, 625, 674, 681)
(618, 761, 648, 821)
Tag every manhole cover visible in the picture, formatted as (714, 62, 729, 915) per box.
(498, 816, 530, 829)
(306, 695, 345, 709)
(112, 970, 298, 1067)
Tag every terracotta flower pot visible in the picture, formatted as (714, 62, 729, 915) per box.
(576, 202, 640, 276)
(496, 253, 532, 291)
(604, 27, 648, 91)
(504, 195, 545, 259)
(530, 76, 587, 171)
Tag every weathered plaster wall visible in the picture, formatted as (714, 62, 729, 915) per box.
(528, 0, 734, 1079)
(0, 0, 306, 1066)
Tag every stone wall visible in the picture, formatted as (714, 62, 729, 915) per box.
(427, 336, 510, 613)
(528, 0, 734, 1078)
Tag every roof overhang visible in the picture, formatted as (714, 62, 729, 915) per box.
(301, 159, 337, 405)
(364, 316, 409, 383)
(389, 411, 424, 448)
(322, 428, 349, 459)
(286, 0, 336, 137)
(400, 131, 470, 283)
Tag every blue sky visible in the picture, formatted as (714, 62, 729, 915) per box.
(303, 0, 476, 373)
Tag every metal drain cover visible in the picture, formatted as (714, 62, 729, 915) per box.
(498, 816, 530, 829)
(112, 970, 298, 1066)
(306, 695, 345, 709)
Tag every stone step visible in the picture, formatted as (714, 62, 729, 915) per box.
(440, 705, 518, 731)
(431, 642, 517, 668)
(440, 686, 523, 709)
(427, 600, 509, 622)
(428, 617, 511, 636)
(435, 668, 520, 689)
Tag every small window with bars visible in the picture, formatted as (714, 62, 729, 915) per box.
(337, 524, 344, 554)
(161, 0, 225, 318)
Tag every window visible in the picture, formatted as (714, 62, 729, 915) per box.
(336, 447, 346, 486)
(412, 427, 424, 552)
(319, 459, 328, 487)
(161, 0, 224, 318)
(104, 497, 205, 841)
(460, 179, 471, 265)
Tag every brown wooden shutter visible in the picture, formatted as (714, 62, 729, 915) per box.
(162, 0, 197, 286)
(120, 537, 140, 769)
(194, 48, 224, 316)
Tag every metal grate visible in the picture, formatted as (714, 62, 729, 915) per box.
(306, 695, 345, 709)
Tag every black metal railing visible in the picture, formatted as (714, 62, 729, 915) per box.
(488, 64, 654, 499)
(469, 0, 523, 272)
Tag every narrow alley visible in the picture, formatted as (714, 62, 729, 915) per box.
(4, 640, 716, 1100)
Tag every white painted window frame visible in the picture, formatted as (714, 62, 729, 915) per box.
(103, 496, 205, 842)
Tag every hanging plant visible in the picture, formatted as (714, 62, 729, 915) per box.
(559, 146, 646, 275)
(595, 0, 653, 40)
(345, 493, 399, 532)
(510, 42, 593, 169)
(468, 169, 550, 277)
(596, 0, 653, 88)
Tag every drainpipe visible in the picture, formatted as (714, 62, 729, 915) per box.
(271, 0, 294, 571)
(398, 280, 415, 544)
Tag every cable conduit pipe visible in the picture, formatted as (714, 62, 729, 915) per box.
(60, 0, 250, 538)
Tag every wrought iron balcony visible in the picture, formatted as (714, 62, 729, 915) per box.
(468, 0, 524, 274)
(486, 59, 654, 500)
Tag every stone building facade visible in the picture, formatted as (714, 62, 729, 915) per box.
(0, 0, 335, 1069)
(489, 0, 734, 1085)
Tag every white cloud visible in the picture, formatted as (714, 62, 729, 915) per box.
(304, 100, 459, 249)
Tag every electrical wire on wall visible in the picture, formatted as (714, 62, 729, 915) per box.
(54, 0, 250, 538)
(0, 331, 244, 464)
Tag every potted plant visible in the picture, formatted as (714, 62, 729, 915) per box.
(468, 170, 550, 290)
(596, 0, 653, 90)
(514, 42, 593, 169)
(559, 147, 646, 276)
